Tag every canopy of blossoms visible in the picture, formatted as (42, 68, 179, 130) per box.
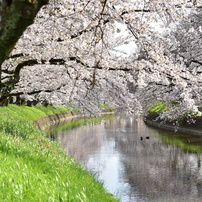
(2, 0, 202, 118)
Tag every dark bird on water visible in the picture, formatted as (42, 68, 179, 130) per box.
(140, 137, 143, 140)
(146, 136, 150, 139)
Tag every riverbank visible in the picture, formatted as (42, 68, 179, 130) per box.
(0, 105, 118, 201)
(144, 101, 202, 136)
(33, 108, 114, 131)
(144, 113, 202, 136)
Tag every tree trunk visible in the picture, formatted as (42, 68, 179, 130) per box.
(0, 0, 48, 66)
(0, 0, 48, 104)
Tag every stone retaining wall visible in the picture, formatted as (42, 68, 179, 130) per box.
(33, 109, 114, 131)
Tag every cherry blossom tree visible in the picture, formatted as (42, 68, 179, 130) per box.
(1, 0, 202, 117)
(0, 0, 48, 105)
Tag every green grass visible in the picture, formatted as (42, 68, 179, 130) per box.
(147, 100, 202, 115)
(147, 101, 166, 113)
(0, 105, 118, 201)
(0, 104, 70, 121)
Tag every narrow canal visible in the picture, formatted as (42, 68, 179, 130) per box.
(52, 116, 202, 202)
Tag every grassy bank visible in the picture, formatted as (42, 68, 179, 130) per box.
(0, 105, 118, 201)
(147, 101, 166, 114)
(147, 101, 202, 120)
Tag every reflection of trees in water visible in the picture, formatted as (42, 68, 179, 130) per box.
(56, 123, 105, 162)
(55, 117, 202, 201)
(115, 117, 202, 201)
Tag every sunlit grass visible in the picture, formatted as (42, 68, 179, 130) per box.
(0, 105, 118, 201)
(0, 104, 70, 121)
(147, 101, 202, 118)
(147, 101, 166, 113)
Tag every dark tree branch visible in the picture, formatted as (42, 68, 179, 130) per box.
(49, 58, 66, 64)
(189, 59, 202, 66)
(71, 0, 109, 40)
(14, 60, 39, 83)
(8, 53, 24, 59)
(69, 56, 131, 71)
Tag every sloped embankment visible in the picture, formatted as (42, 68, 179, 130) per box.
(0, 105, 117, 201)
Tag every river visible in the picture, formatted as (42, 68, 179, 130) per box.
(52, 116, 202, 202)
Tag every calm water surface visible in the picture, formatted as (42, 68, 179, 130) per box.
(53, 116, 202, 202)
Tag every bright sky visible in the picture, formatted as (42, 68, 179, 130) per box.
(110, 21, 138, 58)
